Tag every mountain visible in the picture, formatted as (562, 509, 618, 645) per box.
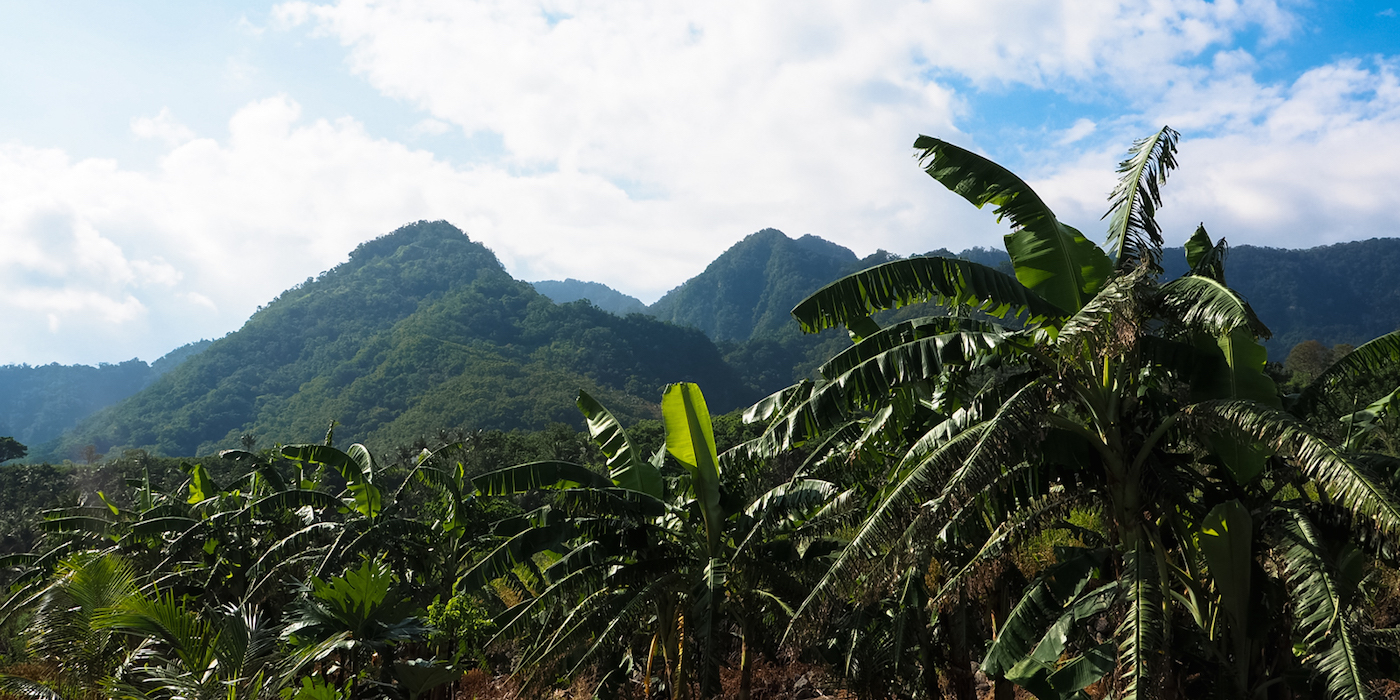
(1159, 239, 1400, 353)
(648, 229, 861, 342)
(0, 340, 211, 447)
(532, 279, 648, 316)
(45, 222, 750, 459)
(30, 226, 1400, 460)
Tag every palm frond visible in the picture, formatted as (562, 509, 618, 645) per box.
(1296, 329, 1400, 416)
(458, 520, 576, 589)
(930, 489, 1093, 609)
(981, 547, 1109, 678)
(0, 674, 64, 700)
(1056, 266, 1151, 357)
(1271, 508, 1370, 700)
(1116, 538, 1164, 700)
(756, 330, 1014, 450)
(734, 479, 839, 557)
(818, 316, 1008, 380)
(785, 419, 992, 635)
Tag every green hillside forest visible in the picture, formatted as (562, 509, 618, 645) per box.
(9, 225, 1400, 463)
(3, 129, 1400, 700)
(0, 342, 209, 447)
(39, 222, 751, 460)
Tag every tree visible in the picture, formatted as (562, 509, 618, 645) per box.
(749, 127, 1400, 698)
(79, 444, 102, 465)
(0, 436, 25, 464)
(1285, 339, 1336, 387)
(0, 553, 139, 700)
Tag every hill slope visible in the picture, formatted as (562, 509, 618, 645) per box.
(0, 340, 210, 447)
(647, 229, 860, 342)
(1161, 239, 1400, 352)
(48, 222, 749, 458)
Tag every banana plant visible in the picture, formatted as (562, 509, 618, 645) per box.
(751, 127, 1400, 699)
(465, 383, 839, 699)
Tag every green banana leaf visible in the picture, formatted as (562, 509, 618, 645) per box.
(281, 444, 383, 518)
(1192, 328, 1279, 482)
(662, 383, 723, 556)
(915, 135, 1112, 314)
(1103, 126, 1178, 272)
(791, 256, 1064, 334)
(472, 461, 612, 496)
(577, 390, 662, 498)
(1198, 500, 1253, 633)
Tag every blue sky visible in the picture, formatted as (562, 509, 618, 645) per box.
(2, 0, 1398, 365)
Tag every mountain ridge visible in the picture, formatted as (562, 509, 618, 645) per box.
(18, 226, 1400, 459)
(41, 222, 751, 459)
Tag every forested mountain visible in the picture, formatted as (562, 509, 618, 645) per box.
(42, 222, 750, 459)
(531, 278, 647, 315)
(648, 228, 861, 342)
(1161, 239, 1400, 352)
(0, 340, 210, 447)
(24, 228, 1400, 460)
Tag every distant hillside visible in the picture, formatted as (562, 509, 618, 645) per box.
(46, 222, 750, 459)
(31, 227, 1400, 460)
(0, 340, 210, 447)
(532, 279, 647, 316)
(648, 229, 860, 342)
(1161, 239, 1400, 353)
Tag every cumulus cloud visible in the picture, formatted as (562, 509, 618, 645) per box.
(5, 0, 1399, 367)
(131, 109, 198, 147)
(1032, 57, 1400, 250)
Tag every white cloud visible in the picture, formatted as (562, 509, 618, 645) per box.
(410, 117, 452, 137)
(131, 109, 197, 148)
(1030, 58, 1400, 250)
(7, 0, 1400, 368)
(1058, 118, 1097, 145)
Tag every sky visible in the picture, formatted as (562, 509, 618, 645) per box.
(2, 0, 1399, 366)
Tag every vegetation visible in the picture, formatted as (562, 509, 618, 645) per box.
(0, 341, 209, 448)
(2, 129, 1400, 700)
(14, 228, 1400, 465)
(736, 127, 1400, 698)
(0, 440, 24, 465)
(44, 222, 752, 460)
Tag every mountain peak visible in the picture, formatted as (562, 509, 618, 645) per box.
(346, 220, 496, 268)
(648, 229, 857, 341)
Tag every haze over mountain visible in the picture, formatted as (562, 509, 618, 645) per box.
(531, 279, 647, 316)
(42, 222, 749, 459)
(0, 341, 210, 448)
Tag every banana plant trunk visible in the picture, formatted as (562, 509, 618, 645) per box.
(946, 594, 977, 700)
(737, 619, 752, 700)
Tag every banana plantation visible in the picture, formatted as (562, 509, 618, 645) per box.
(3, 128, 1400, 699)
